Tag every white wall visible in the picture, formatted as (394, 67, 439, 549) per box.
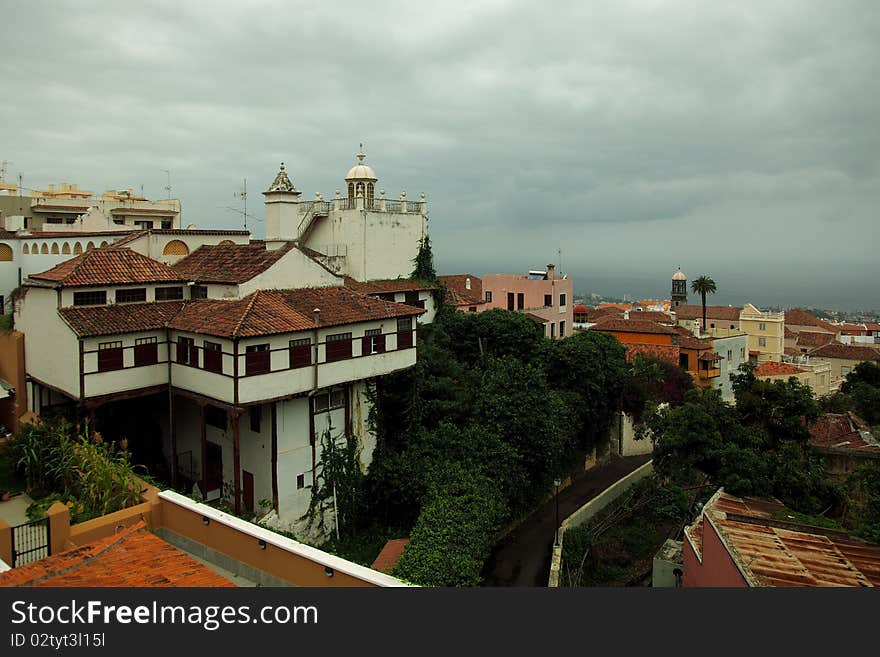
(304, 208, 426, 282)
(238, 248, 343, 297)
(14, 286, 80, 398)
(82, 330, 169, 398)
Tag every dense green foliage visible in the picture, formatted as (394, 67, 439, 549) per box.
(365, 309, 631, 585)
(393, 465, 507, 586)
(839, 465, 880, 543)
(822, 361, 880, 427)
(0, 314, 12, 331)
(10, 418, 144, 522)
(410, 234, 437, 282)
(621, 354, 694, 421)
(561, 476, 688, 586)
(642, 363, 836, 514)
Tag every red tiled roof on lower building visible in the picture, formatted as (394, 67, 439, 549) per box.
(60, 301, 186, 337)
(810, 413, 880, 453)
(808, 343, 880, 362)
(172, 242, 295, 284)
(754, 361, 807, 377)
(0, 521, 234, 587)
(30, 247, 185, 287)
(344, 277, 436, 295)
(592, 318, 678, 335)
(438, 274, 485, 307)
(630, 310, 674, 323)
(370, 539, 410, 574)
(169, 286, 425, 338)
(784, 308, 836, 332)
(674, 305, 742, 322)
(796, 331, 836, 348)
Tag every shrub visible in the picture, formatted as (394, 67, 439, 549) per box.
(393, 464, 507, 586)
(11, 418, 143, 520)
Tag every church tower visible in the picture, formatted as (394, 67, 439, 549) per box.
(671, 268, 688, 308)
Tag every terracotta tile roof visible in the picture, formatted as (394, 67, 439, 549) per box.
(796, 331, 836, 348)
(60, 301, 185, 337)
(625, 343, 680, 364)
(784, 326, 798, 338)
(169, 287, 425, 338)
(344, 277, 436, 295)
(591, 318, 678, 335)
(630, 310, 673, 323)
(784, 308, 835, 331)
(172, 242, 295, 284)
(784, 346, 803, 356)
(688, 491, 880, 587)
(525, 312, 549, 324)
(808, 343, 880, 362)
(834, 323, 868, 334)
(438, 274, 485, 307)
(754, 361, 807, 377)
(809, 413, 880, 453)
(573, 304, 588, 314)
(674, 304, 742, 322)
(0, 521, 234, 587)
(597, 303, 632, 311)
(370, 539, 410, 574)
(30, 247, 185, 287)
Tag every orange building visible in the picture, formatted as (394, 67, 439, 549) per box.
(591, 318, 720, 388)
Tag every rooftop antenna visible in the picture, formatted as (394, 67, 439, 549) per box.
(235, 178, 248, 230)
(162, 169, 171, 199)
(558, 247, 563, 275)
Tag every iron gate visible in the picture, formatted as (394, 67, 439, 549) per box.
(11, 517, 50, 567)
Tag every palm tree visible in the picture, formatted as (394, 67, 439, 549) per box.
(691, 275, 717, 334)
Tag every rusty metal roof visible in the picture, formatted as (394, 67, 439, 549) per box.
(691, 491, 880, 587)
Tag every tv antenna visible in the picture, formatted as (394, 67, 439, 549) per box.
(162, 169, 172, 199)
(223, 178, 260, 230)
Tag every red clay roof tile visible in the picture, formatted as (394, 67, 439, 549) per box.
(344, 277, 436, 295)
(675, 305, 742, 322)
(30, 247, 184, 287)
(438, 274, 485, 307)
(172, 242, 295, 284)
(808, 343, 880, 361)
(591, 318, 678, 335)
(754, 361, 807, 376)
(0, 521, 234, 587)
(60, 301, 186, 337)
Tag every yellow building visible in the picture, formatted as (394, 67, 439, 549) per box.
(739, 303, 785, 363)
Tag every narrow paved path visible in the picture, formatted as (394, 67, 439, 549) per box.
(482, 454, 652, 587)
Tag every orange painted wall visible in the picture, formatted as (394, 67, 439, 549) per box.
(0, 330, 27, 433)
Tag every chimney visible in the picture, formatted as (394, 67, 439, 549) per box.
(547, 263, 555, 280)
(313, 308, 321, 325)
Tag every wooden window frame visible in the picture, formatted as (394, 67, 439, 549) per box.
(97, 341, 124, 372)
(203, 341, 222, 373)
(134, 336, 158, 366)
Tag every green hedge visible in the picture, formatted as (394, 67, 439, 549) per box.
(393, 465, 507, 586)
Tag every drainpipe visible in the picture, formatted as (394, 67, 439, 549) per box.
(312, 308, 320, 393)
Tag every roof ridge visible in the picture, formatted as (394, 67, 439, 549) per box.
(232, 290, 263, 337)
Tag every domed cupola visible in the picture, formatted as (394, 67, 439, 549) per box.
(345, 144, 378, 207)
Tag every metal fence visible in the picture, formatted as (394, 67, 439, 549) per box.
(11, 517, 51, 567)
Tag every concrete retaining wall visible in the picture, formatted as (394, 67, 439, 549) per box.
(548, 460, 654, 587)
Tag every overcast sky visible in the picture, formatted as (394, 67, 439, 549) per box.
(2, 1, 878, 310)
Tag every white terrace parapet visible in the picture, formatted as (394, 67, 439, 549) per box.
(158, 490, 411, 587)
(298, 190, 427, 216)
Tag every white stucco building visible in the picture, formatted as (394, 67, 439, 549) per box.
(13, 153, 435, 534)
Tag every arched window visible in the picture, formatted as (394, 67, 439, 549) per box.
(100, 241, 109, 248)
(366, 182, 374, 208)
(356, 182, 364, 198)
(21, 244, 29, 255)
(73, 243, 83, 255)
(62, 243, 71, 255)
(51, 243, 60, 254)
(348, 182, 354, 202)
(218, 240, 235, 246)
(40, 243, 49, 254)
(86, 241, 95, 250)
(0, 244, 13, 262)
(162, 239, 190, 256)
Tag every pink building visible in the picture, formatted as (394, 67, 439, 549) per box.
(482, 264, 573, 339)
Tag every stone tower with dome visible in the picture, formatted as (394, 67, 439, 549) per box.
(671, 268, 688, 307)
(263, 145, 428, 282)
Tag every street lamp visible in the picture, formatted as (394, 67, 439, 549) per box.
(554, 477, 562, 546)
